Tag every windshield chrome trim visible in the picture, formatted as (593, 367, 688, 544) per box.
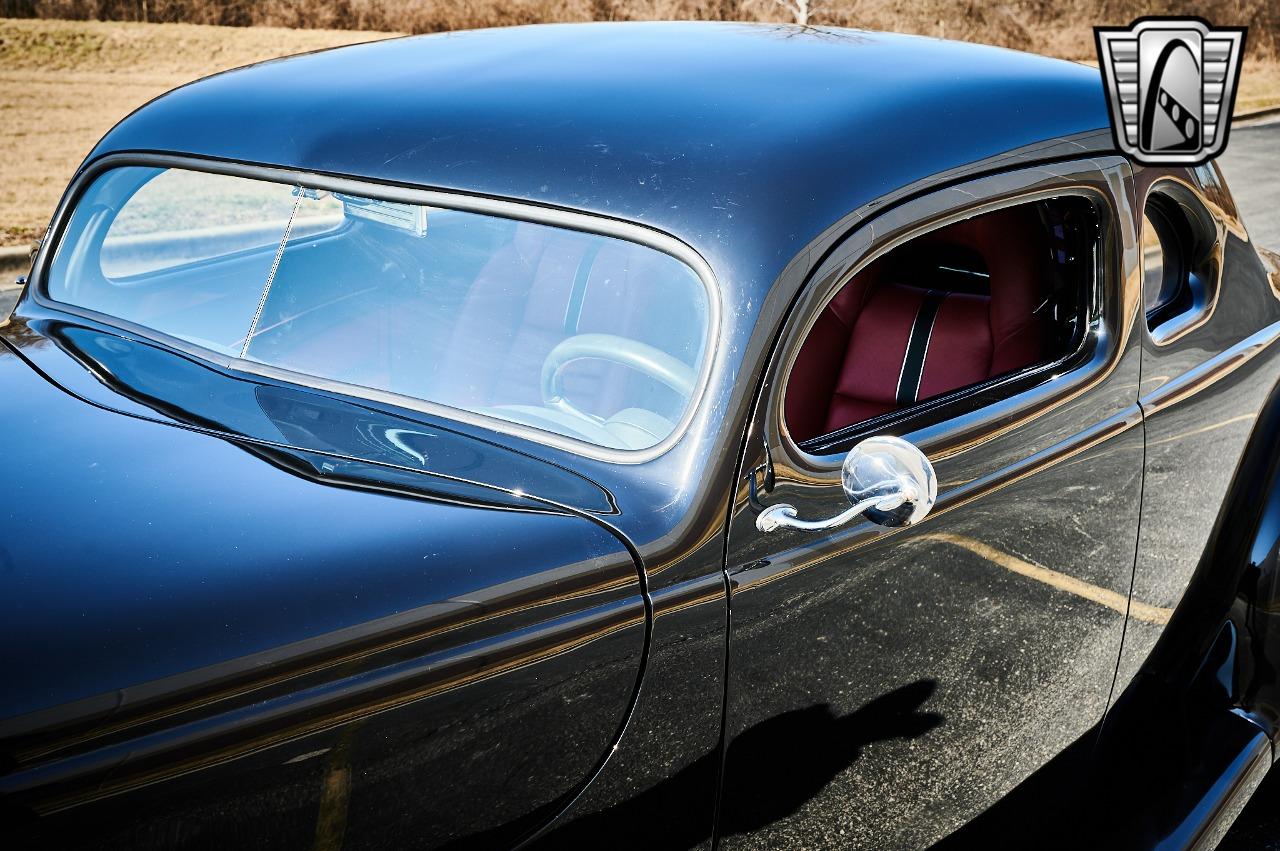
(29, 152, 722, 465)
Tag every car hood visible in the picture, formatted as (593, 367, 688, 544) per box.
(0, 315, 641, 728)
(4, 313, 618, 514)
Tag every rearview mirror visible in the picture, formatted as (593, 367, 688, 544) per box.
(842, 435, 937, 528)
(756, 435, 937, 533)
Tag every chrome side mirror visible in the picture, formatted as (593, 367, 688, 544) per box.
(756, 435, 937, 533)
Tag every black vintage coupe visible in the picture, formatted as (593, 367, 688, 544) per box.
(4, 21, 1280, 851)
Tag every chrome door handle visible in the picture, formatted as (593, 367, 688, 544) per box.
(755, 435, 937, 533)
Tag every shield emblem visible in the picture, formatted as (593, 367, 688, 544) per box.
(1095, 18, 1247, 165)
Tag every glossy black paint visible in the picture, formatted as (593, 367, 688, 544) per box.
(21, 313, 618, 515)
(721, 157, 1150, 847)
(0, 316, 648, 848)
(937, 354, 1280, 849)
(1117, 163, 1280, 691)
(4, 19, 1280, 851)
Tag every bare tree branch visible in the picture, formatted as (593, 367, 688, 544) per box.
(766, 0, 842, 27)
(768, 0, 826, 26)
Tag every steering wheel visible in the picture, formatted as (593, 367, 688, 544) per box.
(540, 333, 697, 422)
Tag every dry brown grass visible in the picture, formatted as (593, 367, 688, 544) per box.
(1238, 58, 1280, 113)
(0, 11, 1276, 248)
(8, 0, 1278, 58)
(0, 18, 397, 246)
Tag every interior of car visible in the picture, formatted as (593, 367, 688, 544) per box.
(251, 215, 707, 449)
(784, 199, 1097, 445)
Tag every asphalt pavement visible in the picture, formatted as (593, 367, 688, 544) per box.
(0, 267, 22, 315)
(1218, 118, 1280, 254)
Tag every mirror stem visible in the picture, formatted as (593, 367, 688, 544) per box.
(756, 485, 907, 533)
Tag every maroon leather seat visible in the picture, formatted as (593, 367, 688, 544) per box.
(786, 207, 1049, 442)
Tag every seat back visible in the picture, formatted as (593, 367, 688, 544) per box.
(438, 222, 695, 421)
(786, 207, 1049, 442)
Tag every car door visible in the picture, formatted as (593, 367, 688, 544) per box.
(718, 158, 1144, 848)
(1115, 163, 1280, 690)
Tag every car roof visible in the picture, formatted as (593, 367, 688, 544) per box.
(89, 21, 1109, 290)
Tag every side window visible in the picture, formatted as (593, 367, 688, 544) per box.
(1141, 184, 1218, 342)
(784, 198, 1098, 445)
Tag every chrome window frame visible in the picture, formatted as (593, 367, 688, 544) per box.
(29, 153, 723, 465)
(1139, 174, 1225, 347)
(766, 157, 1136, 472)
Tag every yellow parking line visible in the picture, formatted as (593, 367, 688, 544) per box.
(312, 723, 360, 851)
(921, 532, 1172, 625)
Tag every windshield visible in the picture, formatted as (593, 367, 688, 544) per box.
(44, 166, 713, 452)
